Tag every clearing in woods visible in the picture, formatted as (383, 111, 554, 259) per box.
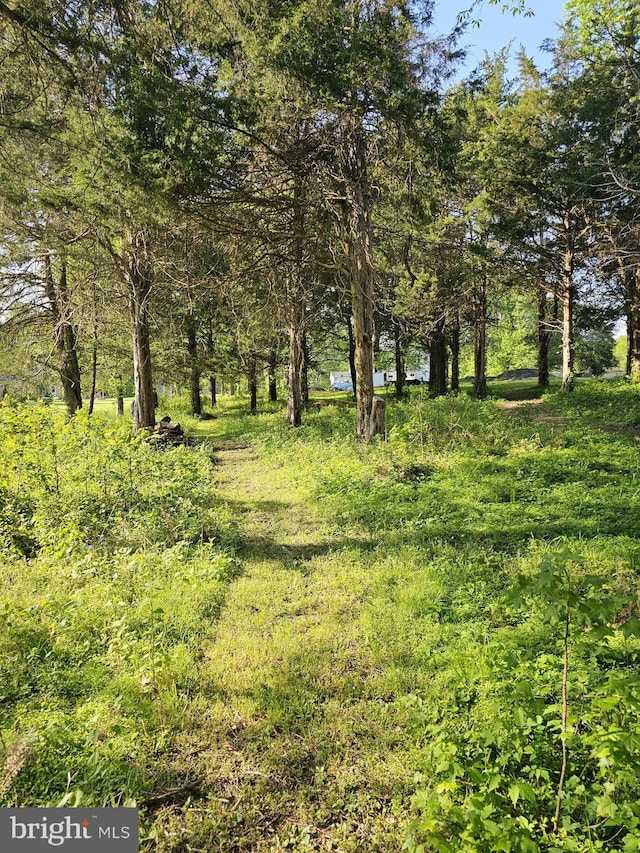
(151, 440, 420, 852)
(147, 382, 640, 851)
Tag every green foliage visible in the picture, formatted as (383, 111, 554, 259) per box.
(258, 389, 640, 547)
(241, 382, 640, 852)
(544, 378, 640, 429)
(488, 295, 538, 375)
(0, 401, 238, 806)
(406, 550, 640, 852)
(0, 401, 236, 556)
(2, 381, 640, 849)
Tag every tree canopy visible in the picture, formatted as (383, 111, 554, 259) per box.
(1, 0, 638, 426)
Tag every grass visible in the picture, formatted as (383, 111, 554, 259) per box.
(2, 382, 640, 851)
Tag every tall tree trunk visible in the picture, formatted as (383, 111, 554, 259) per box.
(125, 230, 155, 429)
(429, 316, 447, 397)
(450, 311, 460, 393)
(88, 276, 99, 415)
(474, 277, 487, 399)
(626, 265, 640, 378)
(205, 317, 218, 406)
(394, 318, 405, 400)
(286, 170, 307, 427)
(287, 306, 305, 427)
(537, 289, 550, 388)
(627, 318, 633, 377)
(347, 315, 357, 397)
(248, 354, 258, 415)
(205, 318, 217, 405)
(116, 382, 124, 416)
(88, 337, 98, 415)
(43, 255, 83, 415)
(267, 351, 278, 402)
(561, 216, 575, 393)
(302, 332, 310, 404)
(186, 314, 202, 416)
(340, 114, 375, 440)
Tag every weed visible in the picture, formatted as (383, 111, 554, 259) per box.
(3, 383, 640, 852)
(0, 401, 239, 807)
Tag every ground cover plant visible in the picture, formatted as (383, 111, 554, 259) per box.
(0, 401, 238, 808)
(243, 383, 640, 852)
(1, 381, 640, 852)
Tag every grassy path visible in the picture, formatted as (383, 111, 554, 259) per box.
(152, 443, 418, 852)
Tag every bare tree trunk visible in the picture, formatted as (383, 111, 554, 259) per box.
(474, 278, 487, 399)
(125, 230, 155, 429)
(368, 396, 386, 441)
(88, 337, 98, 415)
(287, 308, 304, 427)
(394, 318, 405, 400)
(116, 383, 124, 416)
(205, 318, 218, 406)
(429, 317, 447, 397)
(627, 296, 633, 377)
(559, 214, 575, 393)
(561, 286, 574, 392)
(340, 114, 375, 440)
(347, 315, 357, 397)
(538, 289, 550, 388)
(627, 266, 640, 378)
(450, 311, 460, 393)
(302, 332, 310, 404)
(248, 354, 258, 415)
(43, 255, 83, 415)
(88, 276, 98, 415)
(267, 351, 278, 402)
(186, 314, 202, 416)
(286, 170, 307, 428)
(561, 218, 575, 393)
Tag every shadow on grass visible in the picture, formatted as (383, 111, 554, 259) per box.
(238, 534, 374, 567)
(491, 384, 546, 401)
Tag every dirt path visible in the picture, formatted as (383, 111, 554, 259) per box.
(499, 397, 568, 430)
(153, 447, 412, 852)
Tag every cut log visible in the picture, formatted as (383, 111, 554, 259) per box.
(149, 416, 187, 446)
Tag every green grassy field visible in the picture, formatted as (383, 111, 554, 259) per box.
(2, 380, 640, 851)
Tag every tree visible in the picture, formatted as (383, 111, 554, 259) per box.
(561, 0, 640, 376)
(211, 0, 445, 437)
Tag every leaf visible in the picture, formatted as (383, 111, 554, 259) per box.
(620, 617, 640, 639)
(488, 773, 502, 792)
(595, 793, 618, 819)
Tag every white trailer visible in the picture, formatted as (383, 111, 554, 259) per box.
(385, 367, 430, 385)
(329, 371, 386, 390)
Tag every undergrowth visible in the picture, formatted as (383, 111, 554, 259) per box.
(3, 382, 640, 852)
(246, 384, 640, 852)
(0, 401, 238, 807)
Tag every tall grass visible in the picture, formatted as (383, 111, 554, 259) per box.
(244, 383, 640, 851)
(0, 401, 238, 807)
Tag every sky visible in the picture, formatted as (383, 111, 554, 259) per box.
(431, 0, 568, 79)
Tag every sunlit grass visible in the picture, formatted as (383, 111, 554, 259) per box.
(3, 381, 640, 850)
